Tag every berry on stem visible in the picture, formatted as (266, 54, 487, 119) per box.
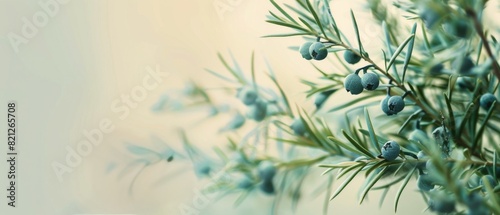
(290, 117, 306, 136)
(388, 96, 405, 113)
(381, 140, 400, 161)
(247, 98, 267, 121)
(479, 93, 496, 110)
(361, 72, 379, 90)
(309, 42, 328, 60)
(343, 50, 361, 64)
(299, 42, 313, 60)
(238, 87, 258, 105)
(344, 73, 363, 95)
(258, 161, 277, 181)
(380, 95, 395, 116)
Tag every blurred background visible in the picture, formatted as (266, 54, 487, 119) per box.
(8, 0, 497, 214)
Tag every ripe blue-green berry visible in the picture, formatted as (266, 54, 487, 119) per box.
(409, 129, 429, 144)
(309, 42, 328, 60)
(479, 93, 496, 110)
(418, 3, 442, 29)
(257, 161, 277, 181)
(195, 162, 211, 177)
(416, 151, 427, 169)
(480, 175, 497, 191)
(220, 112, 246, 132)
(314, 90, 335, 109)
(361, 72, 379, 90)
(429, 63, 444, 74)
(247, 99, 267, 121)
(388, 96, 405, 113)
(237, 175, 253, 189)
(238, 87, 258, 105)
(381, 140, 400, 161)
(445, 19, 471, 38)
(417, 174, 435, 191)
(468, 174, 480, 187)
(299, 42, 313, 60)
(457, 77, 474, 91)
(343, 50, 361, 64)
(260, 179, 275, 194)
(290, 117, 306, 136)
(428, 190, 455, 213)
(464, 192, 490, 215)
(344, 74, 363, 95)
(380, 96, 396, 116)
(453, 56, 474, 74)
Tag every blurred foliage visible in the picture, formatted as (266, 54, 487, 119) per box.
(121, 0, 500, 214)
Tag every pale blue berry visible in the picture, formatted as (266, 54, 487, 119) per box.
(290, 117, 306, 136)
(381, 96, 395, 116)
(247, 99, 267, 121)
(237, 175, 253, 189)
(260, 179, 275, 194)
(299, 42, 313, 60)
(258, 161, 277, 181)
(479, 93, 496, 110)
(309, 42, 328, 60)
(220, 112, 245, 132)
(480, 175, 497, 191)
(343, 50, 361, 64)
(453, 56, 474, 74)
(361, 72, 379, 90)
(238, 87, 258, 105)
(409, 129, 429, 144)
(381, 141, 400, 161)
(344, 74, 363, 95)
(428, 190, 455, 213)
(417, 174, 435, 191)
(314, 90, 335, 109)
(457, 77, 474, 91)
(388, 96, 405, 113)
(195, 162, 211, 177)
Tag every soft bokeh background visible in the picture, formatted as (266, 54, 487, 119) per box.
(8, 0, 500, 214)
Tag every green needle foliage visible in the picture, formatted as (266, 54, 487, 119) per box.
(125, 0, 500, 214)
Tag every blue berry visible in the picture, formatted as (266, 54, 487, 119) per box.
(290, 117, 306, 136)
(480, 175, 497, 191)
(453, 56, 474, 74)
(429, 63, 444, 74)
(237, 175, 253, 189)
(361, 72, 379, 90)
(446, 19, 471, 38)
(457, 77, 474, 91)
(299, 42, 313, 60)
(418, 3, 442, 29)
(416, 151, 427, 169)
(417, 174, 435, 191)
(309, 42, 328, 60)
(479, 93, 496, 110)
(409, 129, 429, 144)
(388, 96, 405, 113)
(314, 90, 335, 109)
(247, 98, 267, 121)
(260, 179, 275, 194)
(220, 112, 246, 132)
(343, 50, 361, 64)
(380, 96, 396, 116)
(258, 161, 277, 181)
(238, 87, 258, 105)
(428, 190, 455, 213)
(194, 162, 211, 177)
(381, 141, 400, 161)
(344, 74, 363, 95)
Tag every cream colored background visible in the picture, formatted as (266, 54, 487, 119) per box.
(4, 0, 489, 214)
